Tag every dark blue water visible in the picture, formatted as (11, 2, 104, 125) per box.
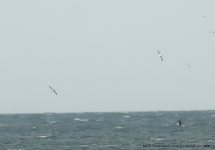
(0, 111, 214, 150)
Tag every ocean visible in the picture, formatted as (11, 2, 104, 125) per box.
(0, 111, 214, 150)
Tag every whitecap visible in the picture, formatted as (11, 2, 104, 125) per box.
(49, 121, 57, 124)
(124, 115, 130, 118)
(142, 132, 147, 134)
(80, 145, 88, 147)
(40, 136, 47, 138)
(157, 138, 163, 141)
(35, 136, 48, 139)
(150, 138, 163, 141)
(115, 126, 124, 129)
(151, 138, 162, 140)
(74, 118, 88, 121)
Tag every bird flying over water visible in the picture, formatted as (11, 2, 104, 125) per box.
(187, 64, 191, 67)
(204, 15, 208, 17)
(49, 86, 57, 95)
(209, 31, 215, 34)
(157, 51, 163, 61)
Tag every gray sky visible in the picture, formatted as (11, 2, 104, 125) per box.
(1, 1, 215, 113)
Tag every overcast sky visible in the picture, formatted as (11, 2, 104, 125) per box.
(1, 1, 215, 113)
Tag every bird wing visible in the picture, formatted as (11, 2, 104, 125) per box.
(49, 86, 53, 89)
(54, 91, 57, 95)
(157, 51, 160, 54)
(209, 31, 212, 33)
(160, 56, 163, 61)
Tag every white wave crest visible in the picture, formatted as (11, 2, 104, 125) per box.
(74, 118, 89, 121)
(151, 138, 163, 141)
(115, 126, 124, 129)
(124, 115, 130, 118)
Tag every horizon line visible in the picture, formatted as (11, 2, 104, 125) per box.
(0, 109, 214, 114)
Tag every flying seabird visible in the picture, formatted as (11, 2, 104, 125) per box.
(209, 31, 215, 34)
(49, 86, 57, 95)
(157, 51, 163, 61)
(204, 15, 208, 17)
(187, 64, 191, 67)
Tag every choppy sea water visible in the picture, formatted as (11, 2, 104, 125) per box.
(0, 111, 214, 150)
